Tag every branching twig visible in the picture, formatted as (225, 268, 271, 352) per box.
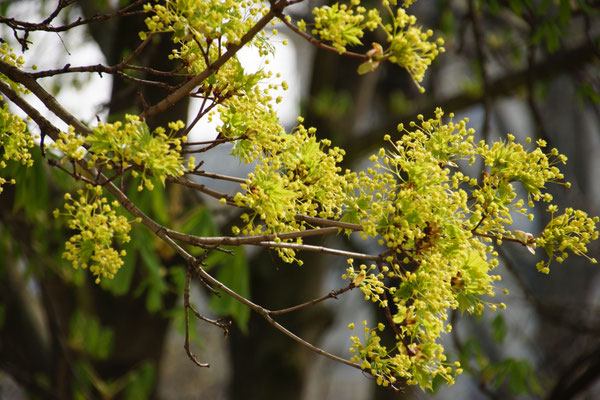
(0, 59, 92, 135)
(183, 266, 210, 367)
(0, 0, 147, 36)
(139, 0, 292, 119)
(167, 226, 339, 247)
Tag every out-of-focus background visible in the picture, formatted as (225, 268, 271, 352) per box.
(1, 1, 600, 399)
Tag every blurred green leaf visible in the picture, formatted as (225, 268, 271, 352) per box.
(122, 361, 155, 400)
(491, 314, 507, 343)
(69, 311, 114, 360)
(209, 247, 250, 332)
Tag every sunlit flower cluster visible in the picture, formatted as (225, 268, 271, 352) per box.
(299, 0, 444, 89)
(233, 120, 353, 262)
(308, 1, 381, 53)
(338, 108, 596, 388)
(53, 185, 136, 284)
(52, 126, 86, 161)
(87, 115, 187, 191)
(536, 207, 599, 273)
(142, 0, 272, 59)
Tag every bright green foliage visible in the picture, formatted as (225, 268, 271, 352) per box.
(0, 100, 35, 193)
(53, 185, 134, 284)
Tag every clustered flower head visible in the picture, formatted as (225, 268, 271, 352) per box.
(87, 115, 187, 191)
(233, 119, 353, 263)
(0, 100, 35, 193)
(0, 42, 28, 94)
(52, 126, 87, 161)
(301, 0, 444, 90)
(340, 108, 596, 389)
(53, 185, 136, 284)
(536, 206, 599, 273)
(308, 1, 381, 54)
(142, 0, 273, 61)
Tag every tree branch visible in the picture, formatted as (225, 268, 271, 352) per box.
(139, 0, 291, 119)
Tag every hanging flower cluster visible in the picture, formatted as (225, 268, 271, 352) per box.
(0, 100, 35, 193)
(53, 185, 137, 284)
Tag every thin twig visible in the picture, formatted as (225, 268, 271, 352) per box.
(269, 283, 356, 316)
(256, 240, 382, 261)
(376, 261, 414, 356)
(183, 267, 210, 367)
(185, 171, 247, 184)
(277, 12, 366, 60)
(167, 226, 340, 247)
(139, 0, 292, 119)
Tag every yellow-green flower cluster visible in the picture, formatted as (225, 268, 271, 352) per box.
(87, 115, 187, 191)
(0, 101, 35, 193)
(343, 263, 387, 305)
(536, 207, 599, 273)
(299, 0, 443, 89)
(54, 185, 134, 284)
(382, 5, 444, 89)
(338, 108, 595, 389)
(0, 42, 28, 94)
(52, 126, 87, 161)
(347, 319, 461, 389)
(476, 135, 567, 204)
(142, 0, 272, 61)
(215, 60, 285, 157)
(309, 1, 381, 53)
(233, 121, 353, 262)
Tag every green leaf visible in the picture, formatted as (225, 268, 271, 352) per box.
(209, 247, 250, 332)
(180, 207, 219, 238)
(69, 311, 114, 360)
(122, 361, 155, 400)
(456, 292, 479, 313)
(150, 184, 168, 225)
(491, 314, 507, 343)
(463, 250, 489, 280)
(357, 59, 380, 75)
(11, 150, 48, 220)
(101, 239, 136, 295)
(139, 234, 166, 312)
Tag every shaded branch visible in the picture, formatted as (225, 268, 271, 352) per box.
(0, 59, 91, 135)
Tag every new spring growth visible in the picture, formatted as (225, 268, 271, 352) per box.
(53, 185, 138, 284)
